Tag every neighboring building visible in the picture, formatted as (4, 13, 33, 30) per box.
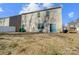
(0, 7, 62, 32)
(67, 20, 79, 32)
(0, 17, 16, 32)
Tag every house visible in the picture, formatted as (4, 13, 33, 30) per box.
(0, 7, 62, 32)
(21, 7, 62, 32)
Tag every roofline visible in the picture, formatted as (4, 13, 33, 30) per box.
(0, 6, 61, 19)
(21, 6, 61, 15)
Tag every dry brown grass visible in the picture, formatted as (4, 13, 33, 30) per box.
(0, 32, 79, 55)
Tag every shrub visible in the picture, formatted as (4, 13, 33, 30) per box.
(19, 25, 26, 32)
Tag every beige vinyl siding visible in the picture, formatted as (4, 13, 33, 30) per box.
(21, 7, 62, 32)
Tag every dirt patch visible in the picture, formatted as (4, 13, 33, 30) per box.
(0, 32, 79, 55)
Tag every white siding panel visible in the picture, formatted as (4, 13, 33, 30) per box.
(0, 26, 15, 32)
(0, 17, 9, 26)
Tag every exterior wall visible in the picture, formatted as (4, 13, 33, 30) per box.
(0, 18, 9, 26)
(22, 13, 39, 32)
(21, 7, 62, 32)
(22, 11, 48, 32)
(9, 15, 21, 32)
(53, 8, 62, 32)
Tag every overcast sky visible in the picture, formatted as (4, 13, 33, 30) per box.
(0, 3, 79, 25)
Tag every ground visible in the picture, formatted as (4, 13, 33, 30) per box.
(0, 32, 79, 55)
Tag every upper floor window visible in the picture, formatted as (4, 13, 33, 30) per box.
(38, 12, 40, 17)
(46, 11, 50, 16)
